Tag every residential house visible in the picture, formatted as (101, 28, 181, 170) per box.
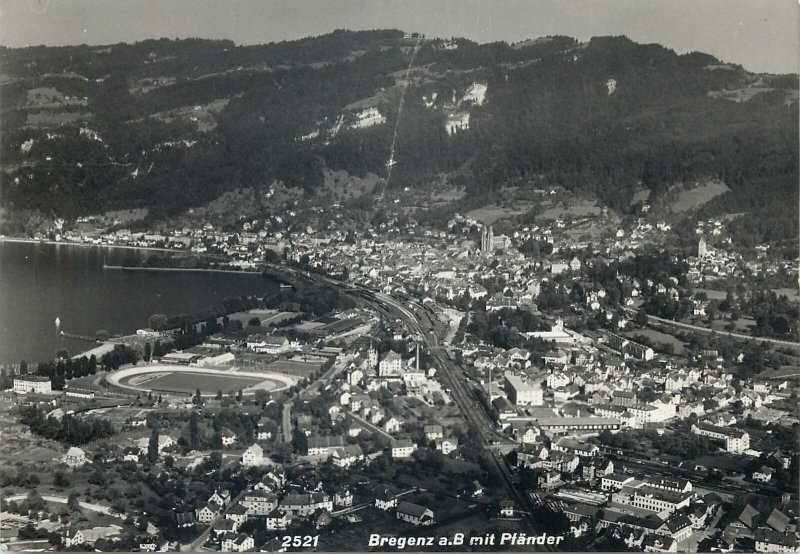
(331, 444, 364, 468)
(752, 467, 774, 483)
(334, 487, 354, 508)
(63, 447, 87, 468)
(196, 502, 222, 524)
(64, 529, 85, 548)
(499, 500, 516, 518)
(225, 503, 248, 527)
(435, 437, 459, 455)
(384, 417, 402, 434)
(266, 509, 290, 531)
(538, 470, 562, 489)
(374, 486, 399, 511)
(281, 492, 332, 517)
(307, 435, 345, 457)
(391, 439, 416, 458)
(641, 534, 677, 553)
(396, 501, 435, 526)
(222, 533, 254, 553)
(424, 424, 444, 441)
(240, 491, 277, 516)
(242, 443, 265, 467)
(209, 489, 232, 508)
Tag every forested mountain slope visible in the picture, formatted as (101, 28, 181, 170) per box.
(1, 30, 796, 242)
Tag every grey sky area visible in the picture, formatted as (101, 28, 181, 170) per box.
(0, 0, 797, 74)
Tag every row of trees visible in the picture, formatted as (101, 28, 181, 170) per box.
(29, 344, 139, 389)
(467, 307, 556, 352)
(18, 405, 115, 445)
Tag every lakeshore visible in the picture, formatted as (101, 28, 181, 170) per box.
(0, 235, 177, 254)
(102, 264, 261, 274)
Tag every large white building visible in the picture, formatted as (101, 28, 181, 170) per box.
(504, 371, 543, 406)
(379, 351, 404, 377)
(524, 319, 578, 344)
(691, 423, 750, 454)
(627, 400, 676, 427)
(13, 375, 52, 394)
(612, 484, 693, 515)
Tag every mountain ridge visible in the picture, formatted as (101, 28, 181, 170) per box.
(0, 30, 797, 245)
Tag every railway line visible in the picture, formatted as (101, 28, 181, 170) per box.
(274, 268, 558, 547)
(299, 273, 551, 544)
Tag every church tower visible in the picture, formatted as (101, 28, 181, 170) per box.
(698, 237, 708, 258)
(481, 225, 495, 252)
(368, 345, 378, 368)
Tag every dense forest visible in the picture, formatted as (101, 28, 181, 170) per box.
(1, 30, 797, 243)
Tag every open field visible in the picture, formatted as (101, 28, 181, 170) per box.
(141, 372, 264, 394)
(630, 188, 650, 205)
(264, 359, 323, 378)
(24, 87, 88, 109)
(537, 199, 601, 220)
(320, 168, 382, 201)
(465, 202, 536, 225)
(709, 316, 756, 334)
(694, 288, 727, 300)
(773, 288, 800, 302)
(626, 328, 686, 353)
(149, 98, 228, 132)
(431, 187, 466, 202)
(227, 309, 301, 327)
(25, 111, 89, 127)
(564, 219, 610, 241)
(107, 364, 296, 396)
(101, 208, 148, 224)
(670, 180, 729, 213)
(0, 410, 63, 464)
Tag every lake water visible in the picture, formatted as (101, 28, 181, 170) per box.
(0, 241, 279, 365)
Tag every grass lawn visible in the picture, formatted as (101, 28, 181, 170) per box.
(709, 317, 756, 334)
(694, 288, 727, 300)
(465, 203, 536, 225)
(772, 288, 799, 302)
(626, 328, 686, 353)
(538, 199, 601, 220)
(692, 454, 750, 471)
(669, 180, 729, 213)
(128, 372, 266, 394)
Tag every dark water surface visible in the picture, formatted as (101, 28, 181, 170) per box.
(0, 241, 277, 364)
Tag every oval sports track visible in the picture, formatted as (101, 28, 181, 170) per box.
(106, 364, 297, 396)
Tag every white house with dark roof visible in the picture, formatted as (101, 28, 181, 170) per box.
(331, 444, 364, 468)
(391, 439, 416, 458)
(196, 502, 222, 523)
(266, 509, 290, 530)
(307, 435, 345, 456)
(63, 447, 87, 467)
